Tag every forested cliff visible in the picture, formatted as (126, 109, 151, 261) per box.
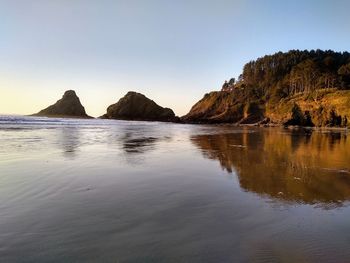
(183, 50, 350, 127)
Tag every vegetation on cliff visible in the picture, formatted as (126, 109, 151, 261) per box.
(184, 50, 350, 127)
(33, 90, 91, 118)
(102, 91, 177, 122)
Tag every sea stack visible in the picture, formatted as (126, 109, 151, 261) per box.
(102, 91, 177, 122)
(33, 90, 91, 118)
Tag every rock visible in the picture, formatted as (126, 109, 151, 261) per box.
(184, 50, 350, 127)
(183, 89, 350, 127)
(101, 91, 177, 122)
(182, 91, 264, 124)
(33, 90, 91, 118)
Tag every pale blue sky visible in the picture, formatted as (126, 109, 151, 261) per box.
(0, 0, 349, 116)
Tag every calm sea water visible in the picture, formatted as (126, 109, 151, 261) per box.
(1, 115, 350, 262)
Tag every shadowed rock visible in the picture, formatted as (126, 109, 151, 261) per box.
(33, 90, 91, 118)
(101, 91, 177, 122)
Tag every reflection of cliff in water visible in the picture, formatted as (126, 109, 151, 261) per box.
(191, 128, 350, 207)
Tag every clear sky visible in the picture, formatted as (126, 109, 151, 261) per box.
(1, 0, 349, 117)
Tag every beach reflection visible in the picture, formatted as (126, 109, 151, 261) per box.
(191, 128, 350, 207)
(58, 127, 81, 158)
(121, 133, 159, 154)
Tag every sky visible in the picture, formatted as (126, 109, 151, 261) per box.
(1, 0, 350, 117)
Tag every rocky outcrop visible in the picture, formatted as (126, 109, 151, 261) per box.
(102, 91, 177, 122)
(182, 91, 264, 124)
(183, 49, 350, 127)
(183, 89, 350, 127)
(266, 89, 350, 127)
(33, 90, 91, 118)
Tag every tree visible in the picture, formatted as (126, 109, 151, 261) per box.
(232, 49, 350, 101)
(342, 115, 348, 127)
(328, 109, 342, 127)
(285, 103, 304, 126)
(304, 111, 314, 127)
(338, 63, 350, 89)
(338, 63, 350, 75)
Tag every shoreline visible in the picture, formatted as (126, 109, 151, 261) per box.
(2, 114, 349, 131)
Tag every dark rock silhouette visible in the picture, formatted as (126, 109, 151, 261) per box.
(33, 90, 91, 118)
(102, 91, 177, 122)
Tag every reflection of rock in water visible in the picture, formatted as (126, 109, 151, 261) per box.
(108, 124, 173, 165)
(191, 129, 350, 207)
(118, 124, 172, 156)
(59, 127, 81, 157)
(120, 133, 162, 166)
(122, 133, 158, 154)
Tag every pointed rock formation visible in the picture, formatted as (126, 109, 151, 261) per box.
(102, 91, 177, 122)
(33, 90, 91, 118)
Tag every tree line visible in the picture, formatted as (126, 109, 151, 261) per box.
(222, 49, 350, 99)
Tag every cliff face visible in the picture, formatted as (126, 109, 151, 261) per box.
(34, 90, 91, 118)
(182, 90, 265, 124)
(102, 91, 176, 122)
(266, 89, 350, 126)
(183, 89, 350, 127)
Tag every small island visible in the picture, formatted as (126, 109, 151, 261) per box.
(101, 91, 177, 122)
(33, 90, 92, 118)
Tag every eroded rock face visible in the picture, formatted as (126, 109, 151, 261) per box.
(183, 89, 350, 126)
(182, 91, 265, 124)
(102, 91, 176, 122)
(34, 90, 91, 118)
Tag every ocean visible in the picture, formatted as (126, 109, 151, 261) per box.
(1, 115, 350, 262)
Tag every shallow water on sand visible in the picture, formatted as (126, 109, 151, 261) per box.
(1, 115, 350, 262)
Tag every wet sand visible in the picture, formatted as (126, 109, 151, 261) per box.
(1, 116, 350, 262)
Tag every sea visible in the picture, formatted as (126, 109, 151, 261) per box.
(1, 115, 350, 262)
